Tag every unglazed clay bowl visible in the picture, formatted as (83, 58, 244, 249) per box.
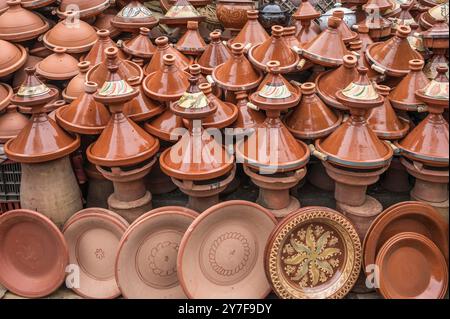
(178, 200, 277, 299)
(63, 208, 129, 299)
(0, 209, 68, 298)
(376, 232, 448, 299)
(115, 207, 198, 299)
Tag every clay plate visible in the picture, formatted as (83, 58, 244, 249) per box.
(0, 209, 68, 298)
(178, 200, 277, 299)
(115, 207, 198, 299)
(376, 232, 448, 299)
(265, 206, 361, 299)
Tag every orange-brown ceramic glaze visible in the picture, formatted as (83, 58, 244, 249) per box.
(229, 10, 269, 48)
(82, 29, 126, 66)
(122, 27, 156, 59)
(196, 30, 231, 75)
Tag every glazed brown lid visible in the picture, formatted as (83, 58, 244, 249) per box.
(143, 36, 191, 75)
(144, 107, 185, 142)
(300, 17, 350, 67)
(56, 81, 111, 135)
(82, 29, 126, 66)
(0, 105, 29, 143)
(230, 10, 270, 48)
(415, 65, 449, 108)
(212, 43, 263, 91)
(159, 0, 205, 25)
(295, 15, 321, 47)
(356, 24, 374, 51)
(285, 82, 342, 140)
(0, 0, 49, 42)
(282, 26, 302, 50)
(43, 11, 98, 53)
(196, 31, 231, 75)
(366, 84, 410, 140)
(366, 25, 424, 77)
(316, 67, 393, 169)
(265, 206, 361, 299)
(0, 82, 13, 112)
(174, 21, 207, 56)
(57, 0, 110, 18)
(122, 27, 156, 59)
(143, 54, 190, 102)
(0, 40, 27, 78)
(200, 83, 239, 129)
(389, 59, 430, 110)
(248, 25, 300, 74)
(111, 0, 159, 31)
(62, 61, 91, 102)
(35, 47, 79, 81)
(0, 209, 69, 298)
(332, 10, 358, 43)
(177, 200, 276, 298)
(231, 90, 266, 130)
(292, 0, 320, 20)
(421, 18, 449, 48)
(315, 54, 359, 110)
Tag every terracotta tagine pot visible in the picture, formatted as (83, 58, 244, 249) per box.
(357, 3, 393, 41)
(229, 10, 269, 49)
(159, 68, 236, 212)
(366, 25, 424, 77)
(56, 0, 111, 19)
(258, 0, 290, 30)
(122, 27, 156, 59)
(332, 10, 358, 43)
(175, 21, 207, 56)
(314, 67, 394, 240)
(111, 0, 159, 33)
(282, 26, 302, 51)
(42, 11, 98, 54)
(231, 90, 266, 134)
(291, 0, 321, 46)
(4, 68, 82, 227)
(0, 105, 29, 143)
(235, 61, 310, 218)
(62, 61, 91, 102)
(199, 83, 238, 129)
(421, 19, 449, 80)
(143, 36, 192, 75)
(0, 40, 27, 78)
(419, 2, 448, 30)
(159, 0, 205, 27)
(82, 29, 126, 66)
(349, 39, 386, 83)
(316, 54, 359, 111)
(389, 59, 431, 111)
(196, 30, 231, 75)
(216, 0, 256, 39)
(0, 82, 13, 112)
(35, 47, 79, 81)
(86, 57, 160, 223)
(248, 25, 300, 74)
(0, 0, 49, 42)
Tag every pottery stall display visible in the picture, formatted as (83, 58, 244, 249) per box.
(419, 1, 448, 30)
(216, 0, 256, 40)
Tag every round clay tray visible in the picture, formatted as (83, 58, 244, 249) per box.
(0, 209, 68, 298)
(178, 200, 277, 299)
(63, 208, 129, 299)
(376, 232, 448, 299)
(115, 207, 198, 299)
(265, 206, 362, 299)
(363, 201, 449, 271)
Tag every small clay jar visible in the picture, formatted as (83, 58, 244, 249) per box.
(35, 47, 79, 81)
(122, 27, 156, 59)
(62, 61, 91, 102)
(82, 29, 126, 66)
(196, 30, 231, 75)
(0, 105, 29, 143)
(175, 21, 207, 56)
(229, 10, 269, 49)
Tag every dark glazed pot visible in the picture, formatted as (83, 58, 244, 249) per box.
(259, 0, 290, 30)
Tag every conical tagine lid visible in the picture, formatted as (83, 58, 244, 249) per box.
(292, 0, 320, 20)
(332, 10, 358, 43)
(196, 30, 231, 75)
(35, 47, 79, 81)
(0, 40, 27, 78)
(122, 27, 156, 59)
(230, 10, 270, 49)
(159, 0, 205, 25)
(231, 90, 266, 130)
(285, 82, 342, 140)
(0, 82, 13, 112)
(57, 0, 110, 18)
(111, 0, 159, 31)
(144, 36, 191, 75)
(293, 15, 320, 47)
(82, 29, 126, 66)
(415, 65, 449, 108)
(316, 67, 393, 169)
(200, 82, 238, 129)
(175, 21, 206, 56)
(62, 61, 91, 102)
(0, 105, 29, 143)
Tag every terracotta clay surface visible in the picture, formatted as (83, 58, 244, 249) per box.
(231, 90, 266, 132)
(216, 0, 255, 37)
(229, 9, 269, 48)
(0, 209, 68, 298)
(178, 200, 277, 298)
(144, 107, 185, 142)
(0, 40, 27, 78)
(63, 208, 128, 299)
(376, 232, 448, 299)
(62, 61, 91, 102)
(0, 105, 29, 143)
(175, 21, 206, 56)
(144, 36, 191, 75)
(111, 0, 159, 32)
(122, 27, 156, 59)
(197, 31, 231, 75)
(0, 82, 13, 112)
(56, 0, 110, 18)
(82, 29, 126, 66)
(115, 207, 198, 299)
(200, 83, 238, 129)
(265, 206, 361, 299)
(332, 10, 358, 43)
(36, 47, 79, 81)
(159, 0, 205, 26)
(94, 8, 120, 38)
(292, 14, 320, 47)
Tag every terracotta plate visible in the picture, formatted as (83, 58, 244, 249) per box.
(178, 200, 277, 299)
(376, 232, 448, 299)
(265, 206, 362, 299)
(115, 207, 198, 299)
(363, 201, 449, 272)
(0, 209, 68, 298)
(63, 208, 129, 299)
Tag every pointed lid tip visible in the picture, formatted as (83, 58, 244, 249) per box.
(155, 36, 169, 47)
(328, 16, 342, 29)
(78, 60, 91, 72)
(416, 64, 449, 105)
(84, 81, 98, 93)
(409, 59, 424, 70)
(139, 27, 150, 35)
(271, 25, 284, 37)
(396, 25, 411, 38)
(97, 29, 111, 38)
(300, 82, 316, 95)
(247, 9, 258, 19)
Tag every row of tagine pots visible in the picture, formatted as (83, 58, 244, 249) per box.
(0, 200, 447, 299)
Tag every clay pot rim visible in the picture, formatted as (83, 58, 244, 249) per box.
(399, 157, 449, 182)
(131, 205, 199, 226)
(286, 110, 343, 140)
(301, 47, 346, 68)
(372, 116, 410, 140)
(55, 0, 110, 19)
(16, 0, 56, 9)
(363, 201, 449, 272)
(264, 206, 361, 299)
(64, 207, 129, 230)
(388, 96, 426, 111)
(202, 102, 239, 129)
(35, 61, 79, 81)
(0, 18, 49, 42)
(394, 141, 449, 167)
(0, 42, 27, 78)
(177, 200, 277, 299)
(159, 15, 205, 26)
(55, 105, 107, 135)
(212, 62, 263, 92)
(122, 39, 156, 59)
(375, 232, 448, 299)
(126, 102, 165, 123)
(315, 70, 348, 110)
(144, 118, 182, 142)
(86, 59, 144, 86)
(0, 83, 13, 112)
(142, 71, 189, 102)
(115, 209, 198, 299)
(415, 89, 449, 107)
(42, 31, 98, 54)
(335, 89, 384, 109)
(366, 42, 424, 77)
(247, 44, 301, 74)
(0, 209, 69, 298)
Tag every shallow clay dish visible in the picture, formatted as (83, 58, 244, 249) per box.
(0, 82, 13, 112)
(376, 232, 448, 299)
(0, 209, 68, 298)
(265, 206, 361, 299)
(363, 201, 449, 271)
(115, 207, 198, 299)
(178, 200, 277, 299)
(63, 208, 129, 299)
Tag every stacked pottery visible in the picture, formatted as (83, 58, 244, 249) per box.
(356, 0, 393, 41)
(235, 61, 310, 219)
(159, 0, 205, 28)
(4, 68, 82, 228)
(229, 10, 269, 49)
(0, 105, 29, 144)
(216, 0, 256, 39)
(35, 47, 79, 81)
(396, 65, 449, 221)
(291, 0, 321, 47)
(111, 0, 159, 33)
(421, 19, 449, 80)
